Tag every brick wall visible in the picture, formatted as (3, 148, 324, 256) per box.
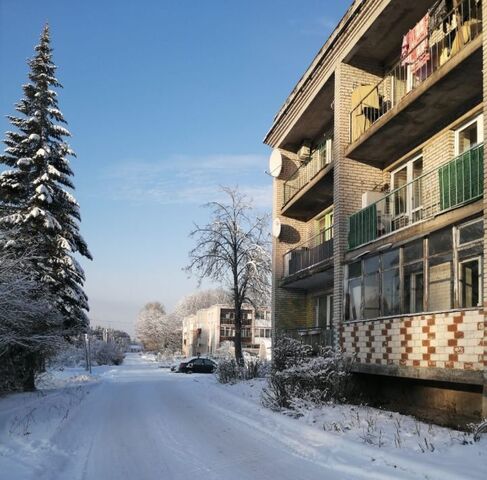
(342, 310, 484, 371)
(272, 149, 310, 333)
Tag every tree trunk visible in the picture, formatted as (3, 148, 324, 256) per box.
(233, 302, 244, 366)
(22, 352, 37, 392)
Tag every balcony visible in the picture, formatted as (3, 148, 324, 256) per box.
(281, 141, 333, 221)
(283, 227, 333, 281)
(348, 144, 483, 250)
(347, 0, 482, 166)
(280, 327, 333, 352)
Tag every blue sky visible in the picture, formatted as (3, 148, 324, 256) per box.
(0, 0, 351, 336)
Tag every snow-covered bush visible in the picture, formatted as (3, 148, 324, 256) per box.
(262, 335, 354, 413)
(91, 340, 124, 366)
(271, 335, 313, 372)
(50, 338, 125, 368)
(216, 358, 269, 384)
(472, 419, 487, 442)
(49, 340, 87, 368)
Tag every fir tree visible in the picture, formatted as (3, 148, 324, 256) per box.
(0, 25, 92, 333)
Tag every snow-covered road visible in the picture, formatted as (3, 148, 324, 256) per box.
(1, 354, 485, 480)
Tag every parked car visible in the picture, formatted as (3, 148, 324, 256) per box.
(177, 357, 217, 374)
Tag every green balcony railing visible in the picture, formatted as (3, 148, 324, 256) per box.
(348, 143, 484, 250)
(439, 143, 483, 210)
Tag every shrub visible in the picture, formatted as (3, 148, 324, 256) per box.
(472, 419, 487, 442)
(215, 357, 269, 384)
(91, 340, 124, 366)
(262, 335, 354, 414)
(50, 338, 125, 368)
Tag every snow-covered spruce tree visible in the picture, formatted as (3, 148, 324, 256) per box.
(0, 25, 92, 334)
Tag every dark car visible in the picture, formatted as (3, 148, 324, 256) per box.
(178, 357, 216, 374)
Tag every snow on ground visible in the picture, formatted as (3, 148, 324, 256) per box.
(0, 353, 485, 480)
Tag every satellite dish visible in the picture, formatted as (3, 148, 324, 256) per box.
(269, 149, 283, 178)
(272, 218, 282, 238)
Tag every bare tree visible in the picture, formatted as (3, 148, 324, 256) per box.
(135, 302, 181, 354)
(173, 288, 231, 320)
(186, 187, 271, 364)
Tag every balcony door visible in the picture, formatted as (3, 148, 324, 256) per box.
(390, 154, 423, 229)
(316, 208, 334, 243)
(313, 294, 333, 329)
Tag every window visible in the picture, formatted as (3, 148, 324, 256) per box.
(382, 250, 400, 316)
(428, 228, 453, 311)
(403, 239, 424, 314)
(390, 154, 423, 228)
(317, 136, 333, 166)
(363, 257, 380, 319)
(345, 261, 362, 321)
(344, 218, 483, 321)
(457, 218, 483, 308)
(316, 208, 334, 242)
(455, 114, 483, 155)
(458, 219, 483, 246)
(313, 294, 333, 328)
(459, 258, 481, 307)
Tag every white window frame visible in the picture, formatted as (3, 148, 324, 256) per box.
(455, 114, 484, 155)
(390, 153, 423, 224)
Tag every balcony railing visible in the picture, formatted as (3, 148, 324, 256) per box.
(348, 143, 484, 250)
(283, 226, 333, 278)
(350, 0, 482, 143)
(283, 140, 332, 206)
(279, 327, 333, 351)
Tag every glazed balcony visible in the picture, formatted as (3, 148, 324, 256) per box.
(348, 143, 483, 250)
(283, 227, 333, 279)
(281, 141, 333, 221)
(347, 0, 482, 167)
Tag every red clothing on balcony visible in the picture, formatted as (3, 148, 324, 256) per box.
(401, 14, 430, 74)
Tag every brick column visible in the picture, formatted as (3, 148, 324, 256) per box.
(482, 0, 487, 418)
(333, 61, 385, 350)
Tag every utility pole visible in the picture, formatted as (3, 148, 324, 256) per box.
(84, 333, 89, 372)
(87, 334, 92, 374)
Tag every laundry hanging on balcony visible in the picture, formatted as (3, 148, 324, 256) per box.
(350, 84, 380, 142)
(401, 13, 430, 75)
(429, 0, 451, 33)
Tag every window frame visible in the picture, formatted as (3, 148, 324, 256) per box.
(454, 114, 484, 155)
(344, 218, 483, 322)
(458, 256, 482, 308)
(390, 153, 423, 225)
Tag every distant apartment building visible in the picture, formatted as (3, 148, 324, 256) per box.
(182, 305, 271, 359)
(264, 0, 486, 424)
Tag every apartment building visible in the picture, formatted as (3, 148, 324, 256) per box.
(181, 305, 271, 358)
(265, 0, 486, 424)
